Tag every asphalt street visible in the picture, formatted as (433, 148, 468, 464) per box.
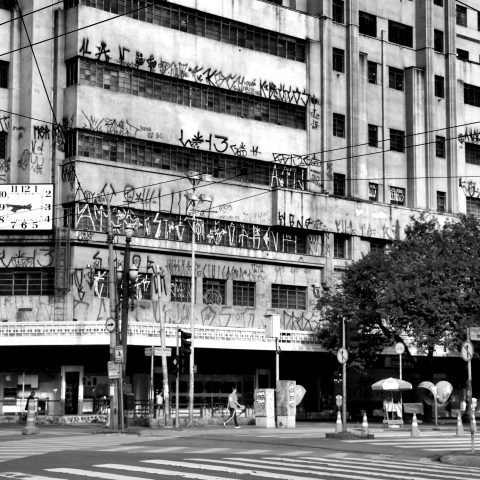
(0, 421, 477, 479)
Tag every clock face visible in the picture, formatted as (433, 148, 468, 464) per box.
(0, 184, 53, 231)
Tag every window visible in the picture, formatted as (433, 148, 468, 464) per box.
(332, 0, 344, 24)
(465, 83, 480, 107)
(456, 5, 467, 27)
(390, 186, 406, 205)
(332, 48, 345, 73)
(388, 20, 413, 48)
(333, 173, 346, 196)
(457, 48, 469, 61)
(478, 11, 480, 31)
(435, 75, 445, 98)
(390, 129, 405, 152)
(434, 0, 443, 6)
(203, 279, 226, 305)
(437, 191, 446, 212)
(359, 11, 376, 37)
(333, 235, 347, 258)
(389, 67, 404, 91)
(171, 276, 191, 302)
(370, 240, 388, 254)
(233, 281, 255, 307)
(467, 197, 480, 218)
(368, 124, 378, 147)
(436, 136, 446, 158)
(369, 182, 378, 201)
(367, 61, 377, 84)
(0, 269, 54, 295)
(333, 113, 345, 137)
(466, 143, 480, 165)
(434, 29, 444, 53)
(0, 61, 8, 88)
(271, 284, 307, 309)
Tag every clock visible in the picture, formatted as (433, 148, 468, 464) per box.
(0, 184, 53, 231)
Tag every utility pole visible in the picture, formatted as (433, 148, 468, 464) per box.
(157, 285, 170, 426)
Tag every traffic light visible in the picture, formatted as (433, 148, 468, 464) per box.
(179, 330, 192, 374)
(171, 355, 179, 376)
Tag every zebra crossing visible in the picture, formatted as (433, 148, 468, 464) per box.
(0, 453, 478, 479)
(0, 434, 162, 462)
(343, 432, 480, 453)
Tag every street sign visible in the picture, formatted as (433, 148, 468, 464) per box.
(105, 317, 116, 333)
(144, 347, 172, 357)
(395, 342, 405, 355)
(107, 361, 120, 379)
(114, 346, 124, 363)
(470, 327, 480, 341)
(461, 341, 474, 362)
(337, 347, 348, 364)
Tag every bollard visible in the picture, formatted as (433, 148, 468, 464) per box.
(22, 409, 39, 435)
(335, 410, 342, 433)
(456, 411, 464, 436)
(472, 413, 477, 433)
(361, 411, 369, 436)
(411, 412, 420, 437)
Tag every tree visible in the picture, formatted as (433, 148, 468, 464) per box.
(317, 214, 480, 376)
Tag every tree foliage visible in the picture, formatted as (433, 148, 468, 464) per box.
(317, 214, 480, 374)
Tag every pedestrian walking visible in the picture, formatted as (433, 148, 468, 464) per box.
(223, 386, 244, 428)
(155, 390, 164, 419)
(25, 391, 35, 412)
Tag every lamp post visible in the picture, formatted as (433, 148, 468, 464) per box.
(185, 171, 212, 427)
(116, 224, 138, 429)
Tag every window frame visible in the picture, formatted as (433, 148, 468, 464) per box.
(171, 275, 192, 303)
(435, 75, 445, 98)
(271, 284, 307, 310)
(456, 5, 467, 27)
(388, 66, 404, 91)
(359, 11, 377, 37)
(333, 173, 346, 196)
(368, 124, 378, 147)
(333, 113, 346, 138)
(389, 128, 405, 153)
(388, 20, 413, 48)
(233, 281, 255, 307)
(332, 0, 345, 24)
(367, 61, 377, 85)
(435, 136, 446, 158)
(436, 191, 446, 212)
(333, 234, 348, 259)
(332, 47, 345, 73)
(203, 278, 226, 305)
(434, 29, 444, 54)
(390, 186, 406, 205)
(0, 269, 54, 296)
(465, 142, 480, 166)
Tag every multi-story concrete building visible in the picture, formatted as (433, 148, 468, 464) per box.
(0, 0, 478, 420)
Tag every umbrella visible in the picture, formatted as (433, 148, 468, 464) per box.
(372, 377, 412, 391)
(372, 377, 412, 422)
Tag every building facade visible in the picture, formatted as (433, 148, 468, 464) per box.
(0, 0, 478, 419)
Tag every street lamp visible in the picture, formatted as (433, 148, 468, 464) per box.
(185, 171, 212, 426)
(116, 224, 138, 429)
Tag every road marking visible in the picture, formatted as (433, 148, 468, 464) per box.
(48, 469, 153, 479)
(282, 450, 314, 456)
(141, 446, 189, 453)
(188, 448, 230, 453)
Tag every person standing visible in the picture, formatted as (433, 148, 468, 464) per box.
(155, 390, 164, 419)
(223, 387, 243, 428)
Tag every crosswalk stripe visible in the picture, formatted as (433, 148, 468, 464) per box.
(299, 455, 480, 476)
(142, 446, 188, 452)
(143, 459, 371, 480)
(98, 445, 145, 452)
(48, 468, 153, 480)
(282, 451, 314, 456)
(230, 449, 271, 454)
(218, 457, 466, 480)
(188, 448, 230, 453)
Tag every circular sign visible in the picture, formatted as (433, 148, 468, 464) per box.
(461, 341, 474, 361)
(337, 347, 348, 364)
(105, 317, 116, 333)
(395, 342, 405, 355)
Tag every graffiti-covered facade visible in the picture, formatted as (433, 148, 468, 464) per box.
(0, 0, 477, 418)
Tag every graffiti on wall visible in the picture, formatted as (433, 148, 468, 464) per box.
(0, 248, 54, 268)
(271, 152, 322, 168)
(458, 127, 480, 144)
(0, 296, 54, 323)
(78, 37, 318, 108)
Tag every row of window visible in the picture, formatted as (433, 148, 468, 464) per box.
(68, 57, 306, 130)
(66, 130, 305, 189)
(64, 0, 306, 62)
(0, 270, 54, 295)
(333, 114, 406, 152)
